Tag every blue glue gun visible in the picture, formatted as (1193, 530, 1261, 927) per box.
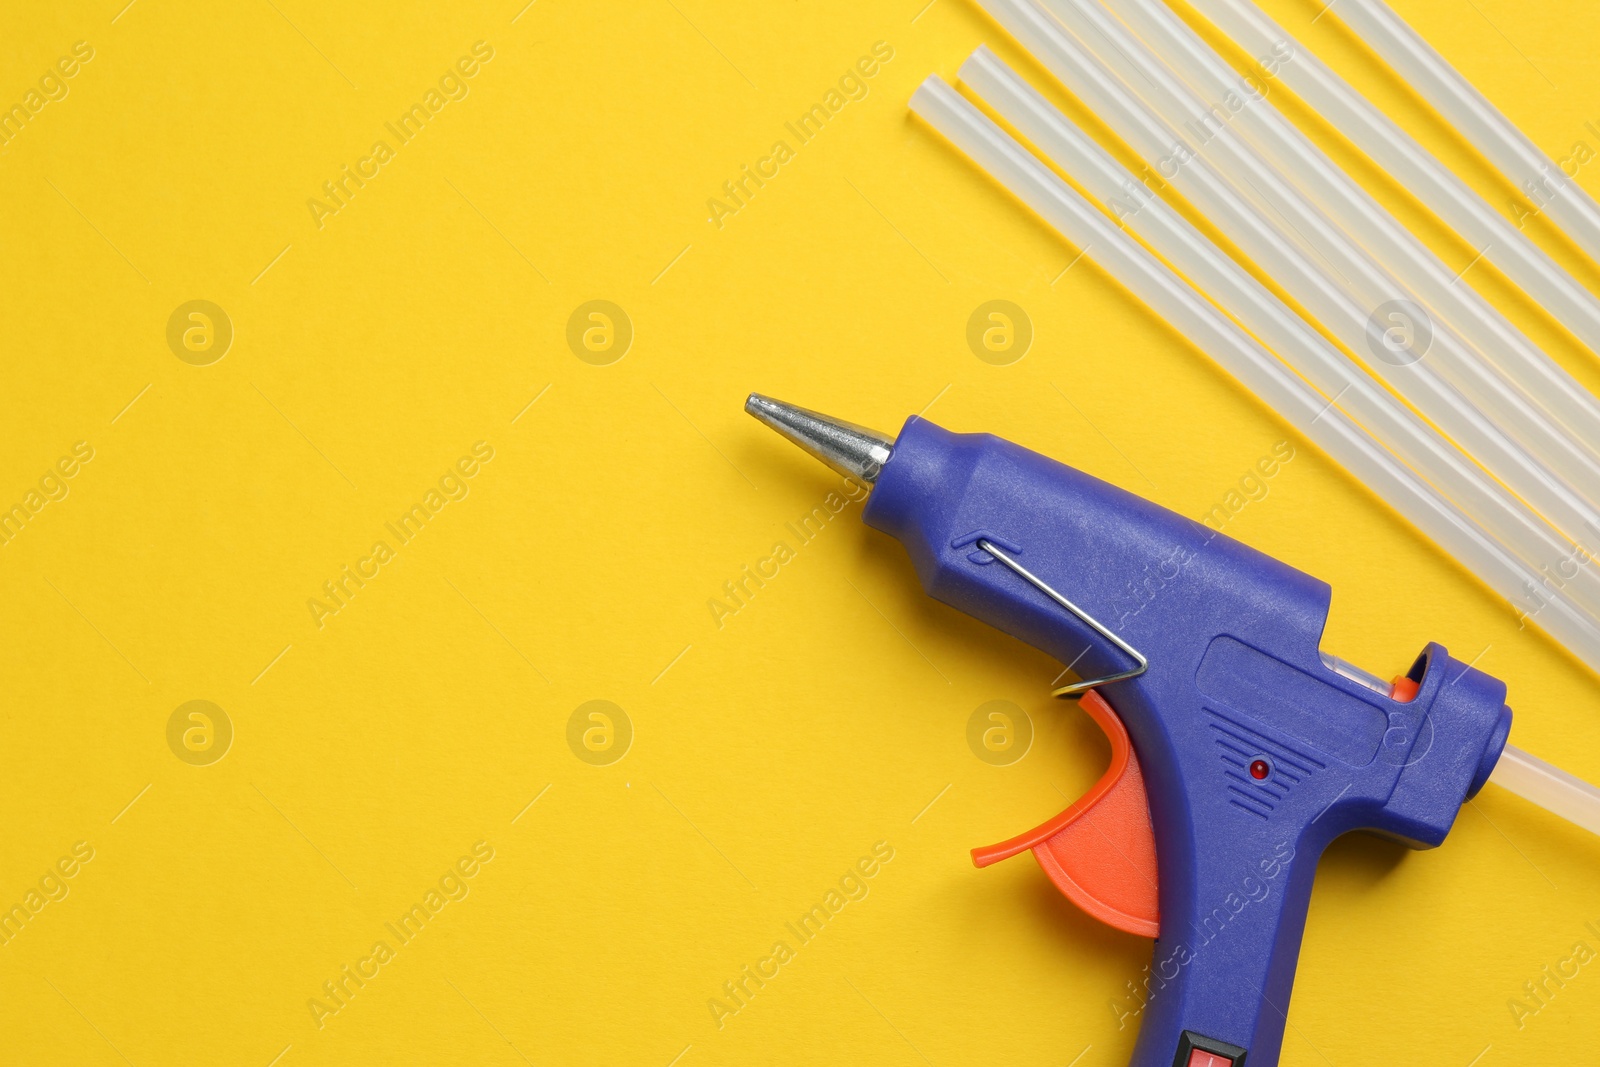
(748, 396, 1511, 1067)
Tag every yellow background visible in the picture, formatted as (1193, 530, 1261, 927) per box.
(4, 0, 1600, 1062)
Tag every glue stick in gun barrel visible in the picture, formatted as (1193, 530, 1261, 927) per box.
(746, 394, 1600, 1067)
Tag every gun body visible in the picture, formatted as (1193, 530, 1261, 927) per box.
(862, 417, 1510, 1066)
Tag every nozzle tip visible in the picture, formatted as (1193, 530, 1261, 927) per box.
(743, 394, 895, 485)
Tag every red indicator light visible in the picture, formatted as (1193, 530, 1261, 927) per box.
(1249, 759, 1270, 780)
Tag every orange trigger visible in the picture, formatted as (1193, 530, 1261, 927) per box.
(972, 689, 1159, 938)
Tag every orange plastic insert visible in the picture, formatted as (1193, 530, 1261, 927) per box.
(972, 690, 1159, 938)
(1390, 676, 1420, 702)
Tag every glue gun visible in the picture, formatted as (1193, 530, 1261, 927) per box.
(747, 394, 1518, 1067)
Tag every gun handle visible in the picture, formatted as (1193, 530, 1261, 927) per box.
(1125, 828, 1318, 1067)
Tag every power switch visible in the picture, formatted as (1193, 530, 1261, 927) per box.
(1174, 1031, 1246, 1067)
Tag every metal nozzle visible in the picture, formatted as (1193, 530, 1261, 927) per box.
(744, 394, 895, 484)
